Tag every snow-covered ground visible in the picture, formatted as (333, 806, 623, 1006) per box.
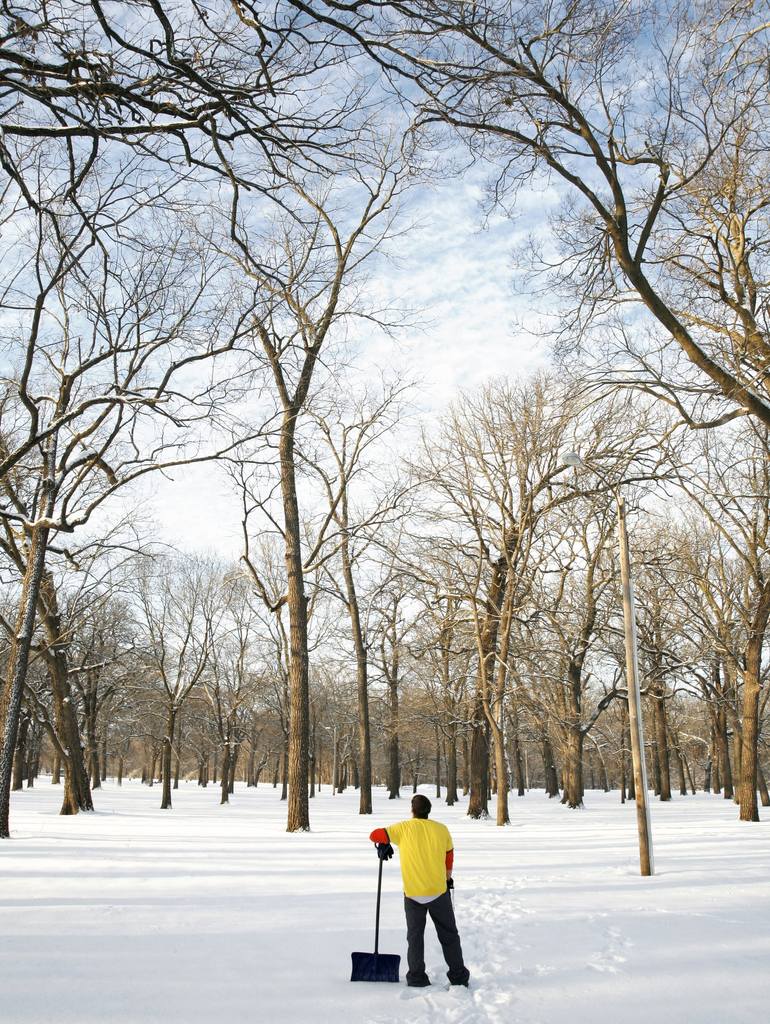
(3, 780, 768, 1024)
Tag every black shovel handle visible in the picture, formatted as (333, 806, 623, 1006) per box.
(374, 854, 383, 955)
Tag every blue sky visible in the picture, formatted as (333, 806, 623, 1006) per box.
(144, 162, 558, 555)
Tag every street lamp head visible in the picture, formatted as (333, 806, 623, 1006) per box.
(562, 451, 586, 469)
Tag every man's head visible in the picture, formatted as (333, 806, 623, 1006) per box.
(411, 794, 431, 819)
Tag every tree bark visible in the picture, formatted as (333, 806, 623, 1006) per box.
(228, 742, 238, 794)
(281, 744, 289, 801)
(674, 738, 687, 796)
(160, 707, 177, 809)
(339, 515, 372, 814)
(0, 511, 52, 837)
(38, 569, 93, 816)
(560, 726, 585, 809)
(711, 730, 721, 793)
(468, 555, 508, 819)
(542, 734, 560, 799)
(467, 698, 489, 818)
(738, 580, 770, 821)
(387, 676, 401, 799)
(758, 765, 770, 808)
(280, 413, 311, 831)
(12, 715, 29, 791)
(714, 708, 734, 799)
(461, 733, 470, 796)
(651, 687, 671, 801)
(509, 706, 526, 797)
(445, 722, 458, 806)
(220, 743, 231, 805)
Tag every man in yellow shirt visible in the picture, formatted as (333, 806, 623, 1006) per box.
(369, 794, 470, 988)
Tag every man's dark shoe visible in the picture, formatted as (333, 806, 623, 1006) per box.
(448, 968, 470, 987)
(407, 976, 431, 988)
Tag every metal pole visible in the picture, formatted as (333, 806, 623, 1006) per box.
(332, 724, 337, 795)
(616, 494, 654, 876)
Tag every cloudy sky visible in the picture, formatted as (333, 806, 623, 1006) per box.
(144, 164, 556, 556)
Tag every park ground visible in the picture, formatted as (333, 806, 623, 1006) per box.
(2, 780, 769, 1024)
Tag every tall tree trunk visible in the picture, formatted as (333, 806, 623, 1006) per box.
(461, 733, 470, 796)
(12, 716, 29, 791)
(732, 729, 742, 804)
(738, 581, 770, 821)
(485, 581, 515, 826)
(620, 731, 627, 804)
(652, 737, 661, 796)
(281, 744, 288, 801)
(0, 510, 53, 838)
(280, 414, 310, 832)
(595, 743, 610, 792)
(88, 719, 101, 789)
(509, 707, 526, 797)
(489, 720, 508, 824)
(339, 522, 372, 815)
(758, 765, 770, 808)
(711, 730, 721, 793)
(469, 556, 507, 819)
(25, 725, 39, 787)
(220, 743, 231, 805)
(542, 734, 560, 799)
(674, 738, 687, 796)
(714, 710, 734, 798)
(39, 570, 92, 816)
(652, 687, 671, 801)
(228, 742, 238, 794)
(387, 675, 400, 799)
(445, 722, 458, 806)
(467, 700, 489, 818)
(247, 743, 256, 787)
(561, 726, 585, 809)
(52, 752, 61, 785)
(160, 707, 177, 809)
(683, 749, 696, 795)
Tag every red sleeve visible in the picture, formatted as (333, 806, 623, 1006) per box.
(370, 828, 389, 844)
(445, 849, 454, 872)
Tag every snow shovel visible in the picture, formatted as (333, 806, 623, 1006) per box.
(350, 856, 400, 982)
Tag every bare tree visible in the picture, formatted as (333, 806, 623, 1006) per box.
(351, 2, 770, 425)
(305, 381, 411, 814)
(669, 421, 770, 820)
(0, 151, 251, 836)
(135, 556, 220, 810)
(222, 154, 407, 830)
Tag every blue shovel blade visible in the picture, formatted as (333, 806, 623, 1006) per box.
(350, 951, 401, 982)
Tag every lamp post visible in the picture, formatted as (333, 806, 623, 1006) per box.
(563, 452, 654, 876)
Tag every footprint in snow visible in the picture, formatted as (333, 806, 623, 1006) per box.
(587, 925, 631, 973)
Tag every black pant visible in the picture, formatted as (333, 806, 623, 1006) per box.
(404, 890, 470, 986)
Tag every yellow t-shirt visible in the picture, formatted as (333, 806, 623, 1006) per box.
(386, 818, 453, 899)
